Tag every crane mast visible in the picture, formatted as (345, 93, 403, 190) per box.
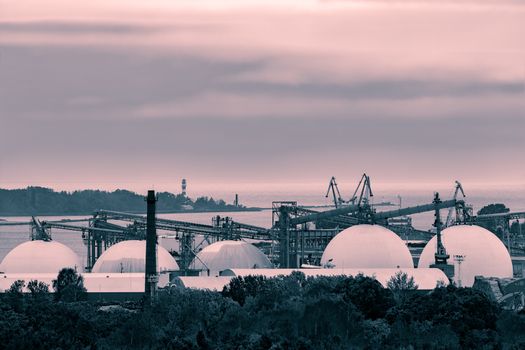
(349, 173, 373, 207)
(430, 192, 455, 280)
(325, 176, 345, 208)
(445, 180, 466, 227)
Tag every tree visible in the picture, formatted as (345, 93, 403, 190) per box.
(27, 280, 50, 297)
(393, 285, 500, 348)
(6, 280, 25, 295)
(0, 187, 239, 215)
(477, 203, 510, 216)
(387, 271, 418, 304)
(477, 203, 510, 235)
(52, 268, 87, 302)
(387, 271, 418, 291)
(4, 280, 26, 312)
(336, 274, 395, 320)
(222, 275, 266, 306)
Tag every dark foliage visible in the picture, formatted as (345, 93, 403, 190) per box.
(27, 280, 50, 295)
(221, 274, 267, 306)
(0, 274, 522, 349)
(335, 274, 396, 320)
(0, 186, 246, 215)
(477, 203, 510, 216)
(476, 203, 511, 235)
(52, 268, 87, 302)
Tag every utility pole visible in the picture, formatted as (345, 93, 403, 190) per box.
(453, 255, 466, 287)
(144, 190, 158, 305)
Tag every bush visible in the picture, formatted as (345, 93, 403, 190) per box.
(52, 268, 87, 302)
(0, 274, 522, 349)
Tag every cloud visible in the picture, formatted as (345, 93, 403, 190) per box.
(1, 2, 523, 84)
(1, 0, 524, 188)
(0, 21, 153, 34)
(0, 45, 522, 122)
(131, 91, 525, 122)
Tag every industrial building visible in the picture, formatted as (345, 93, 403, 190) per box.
(418, 225, 513, 287)
(191, 240, 272, 276)
(0, 240, 81, 274)
(91, 240, 179, 273)
(1, 176, 525, 308)
(320, 224, 414, 269)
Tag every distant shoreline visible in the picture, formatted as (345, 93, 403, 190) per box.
(0, 187, 264, 218)
(0, 207, 264, 218)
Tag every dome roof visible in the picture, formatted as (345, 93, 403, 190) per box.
(321, 224, 414, 269)
(91, 240, 179, 273)
(192, 240, 272, 274)
(0, 240, 81, 274)
(418, 225, 512, 287)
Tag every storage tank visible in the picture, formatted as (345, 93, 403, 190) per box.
(0, 240, 81, 274)
(418, 225, 513, 287)
(91, 240, 179, 273)
(192, 240, 272, 276)
(321, 224, 414, 269)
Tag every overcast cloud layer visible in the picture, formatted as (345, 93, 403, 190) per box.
(1, 1, 524, 194)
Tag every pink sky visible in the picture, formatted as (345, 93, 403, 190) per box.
(0, 1, 524, 194)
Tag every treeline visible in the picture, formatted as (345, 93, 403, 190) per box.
(0, 187, 247, 215)
(1, 271, 525, 349)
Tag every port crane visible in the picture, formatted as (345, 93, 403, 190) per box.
(325, 174, 393, 210)
(444, 181, 466, 227)
(349, 173, 373, 207)
(326, 177, 346, 208)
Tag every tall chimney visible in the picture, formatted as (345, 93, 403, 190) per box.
(145, 190, 158, 304)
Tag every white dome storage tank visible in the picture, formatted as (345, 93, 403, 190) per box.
(0, 240, 81, 274)
(418, 225, 513, 287)
(321, 224, 414, 269)
(192, 240, 272, 275)
(91, 240, 179, 273)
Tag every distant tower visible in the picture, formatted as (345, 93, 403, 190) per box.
(181, 178, 187, 196)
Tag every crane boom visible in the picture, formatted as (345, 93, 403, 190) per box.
(325, 176, 345, 208)
(445, 181, 466, 227)
(349, 173, 373, 206)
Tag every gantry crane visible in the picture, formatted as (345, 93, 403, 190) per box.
(349, 173, 373, 207)
(326, 176, 346, 208)
(444, 181, 466, 228)
(325, 173, 374, 209)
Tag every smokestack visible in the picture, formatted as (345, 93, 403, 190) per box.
(144, 190, 158, 304)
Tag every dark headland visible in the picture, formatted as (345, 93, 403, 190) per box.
(0, 187, 259, 216)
